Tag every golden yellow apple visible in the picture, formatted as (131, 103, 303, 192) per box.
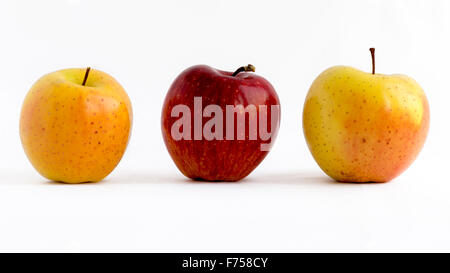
(20, 68, 132, 183)
(303, 49, 429, 182)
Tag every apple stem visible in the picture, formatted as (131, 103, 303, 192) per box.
(82, 67, 91, 86)
(231, 64, 255, 77)
(369, 48, 375, 74)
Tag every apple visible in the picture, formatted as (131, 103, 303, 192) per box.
(303, 48, 429, 182)
(161, 64, 280, 181)
(20, 67, 132, 183)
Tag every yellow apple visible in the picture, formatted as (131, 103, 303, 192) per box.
(303, 49, 429, 182)
(20, 68, 132, 183)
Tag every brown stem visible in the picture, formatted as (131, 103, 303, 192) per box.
(231, 64, 255, 77)
(82, 67, 91, 86)
(369, 48, 375, 74)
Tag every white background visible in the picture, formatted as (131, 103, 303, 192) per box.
(0, 0, 449, 252)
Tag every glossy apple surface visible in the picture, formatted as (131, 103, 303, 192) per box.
(161, 65, 280, 181)
(303, 62, 429, 182)
(20, 68, 132, 183)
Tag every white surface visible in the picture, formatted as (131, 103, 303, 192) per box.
(0, 0, 449, 252)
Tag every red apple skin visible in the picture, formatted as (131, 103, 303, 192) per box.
(161, 65, 280, 181)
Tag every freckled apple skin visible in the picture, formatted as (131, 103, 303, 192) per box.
(161, 65, 280, 181)
(20, 68, 132, 183)
(303, 66, 429, 182)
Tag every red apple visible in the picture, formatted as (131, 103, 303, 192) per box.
(161, 65, 280, 181)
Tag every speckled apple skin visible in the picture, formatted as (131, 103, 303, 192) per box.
(161, 65, 280, 181)
(20, 68, 132, 183)
(303, 66, 429, 182)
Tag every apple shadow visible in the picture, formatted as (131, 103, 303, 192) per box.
(39, 173, 248, 186)
(244, 171, 344, 186)
(103, 173, 188, 185)
(244, 171, 392, 186)
(42, 179, 111, 186)
(38, 172, 187, 185)
(39, 171, 385, 186)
